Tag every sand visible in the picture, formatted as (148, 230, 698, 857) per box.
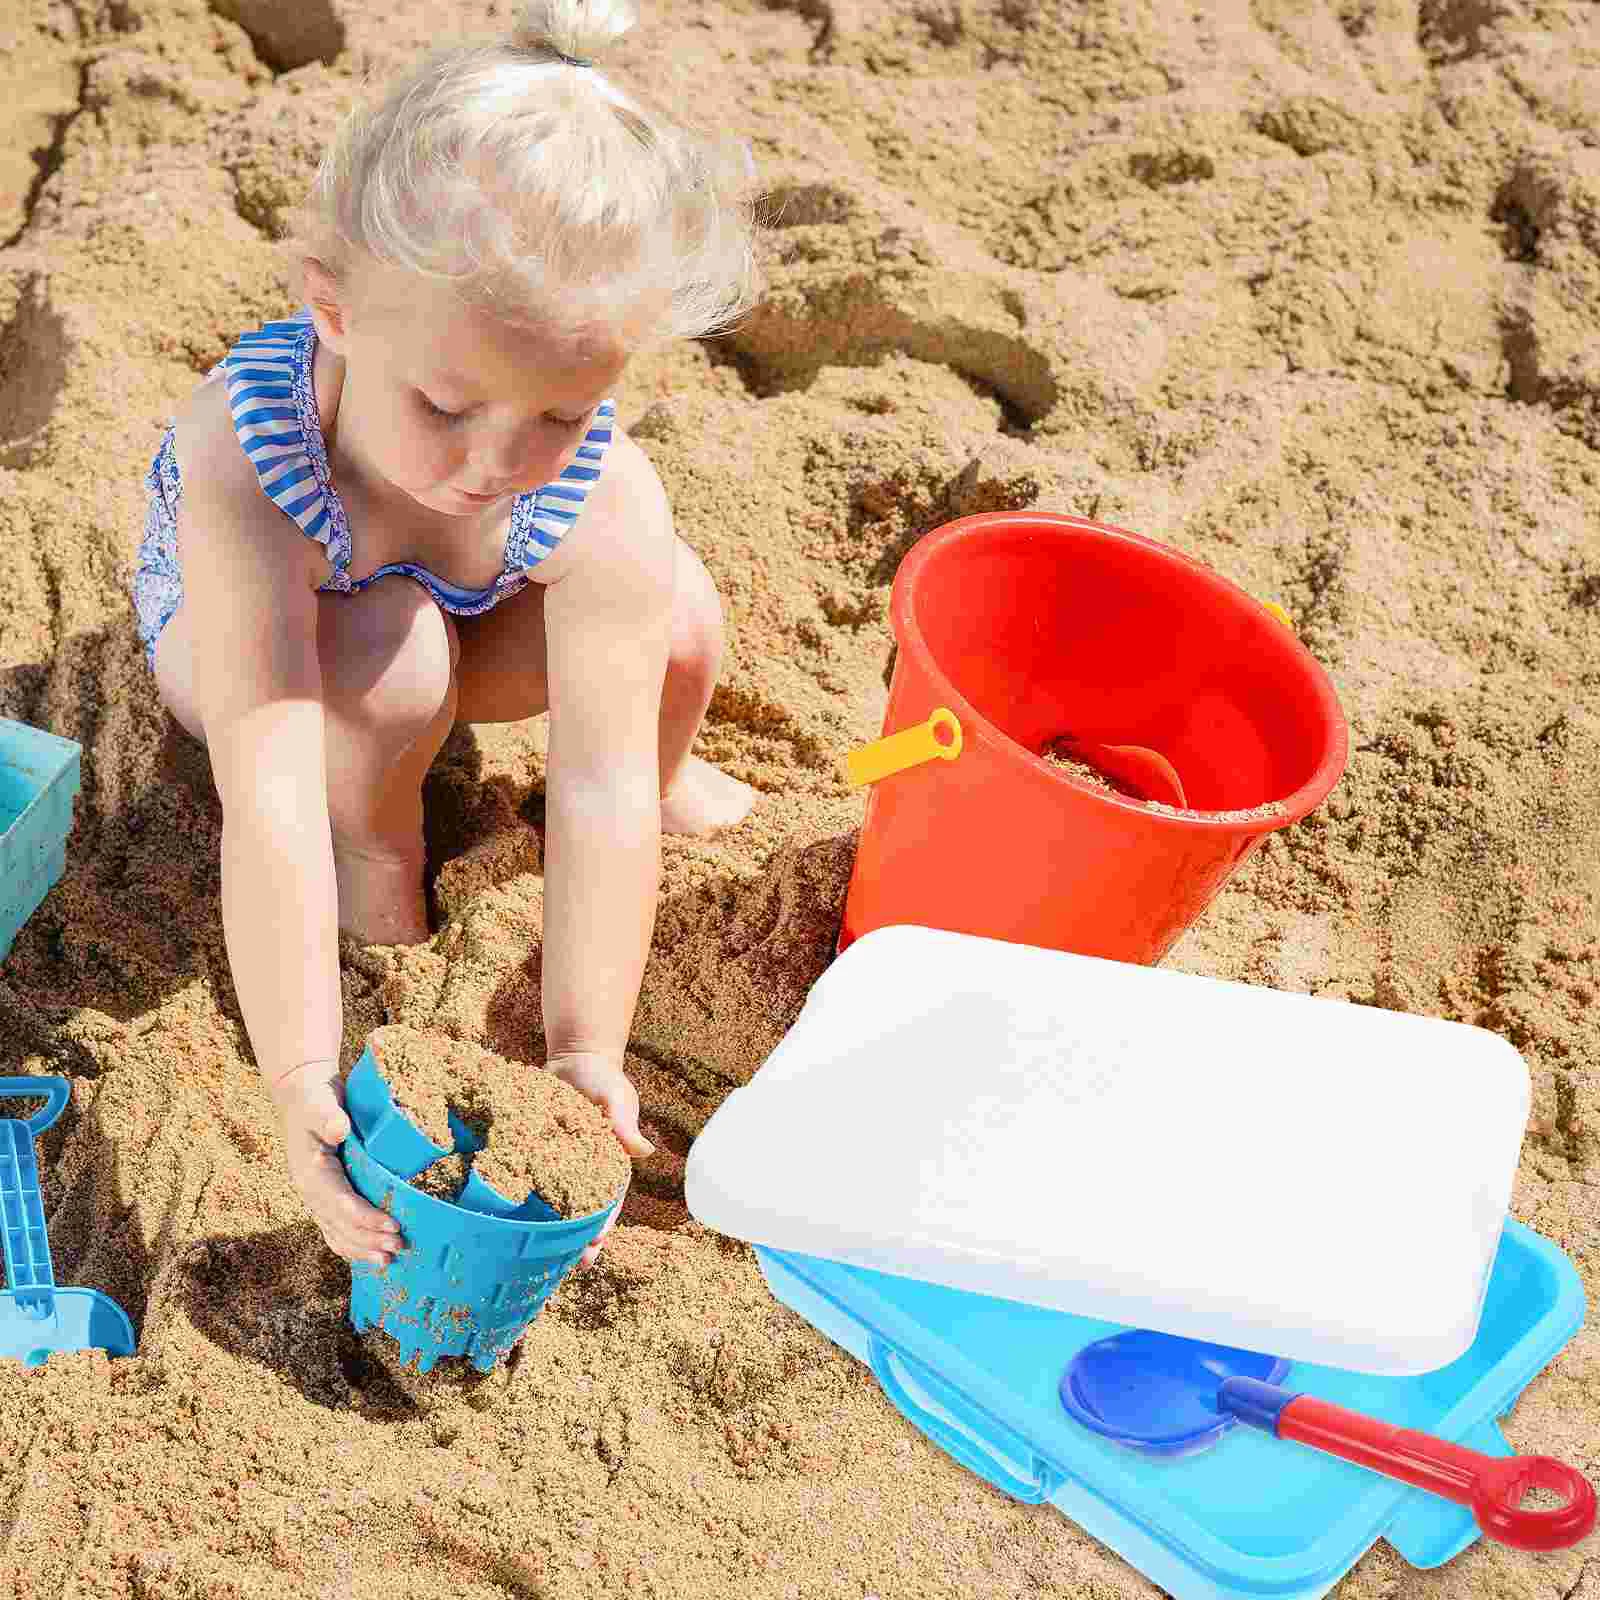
(409, 1153, 469, 1204)
(466, 1070, 628, 1217)
(1, 0, 1597, 1597)
(1040, 739, 1145, 799)
(366, 1023, 628, 1216)
(1144, 797, 1292, 822)
(367, 1022, 468, 1153)
(1040, 739, 1293, 817)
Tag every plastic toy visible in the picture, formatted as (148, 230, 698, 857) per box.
(341, 1126, 620, 1372)
(754, 1218, 1587, 1600)
(344, 1041, 569, 1221)
(0, 1076, 136, 1366)
(342, 1043, 456, 1178)
(687, 926, 1530, 1375)
(1, 719, 81, 962)
(1059, 1327, 1595, 1552)
(1041, 734, 1189, 806)
(837, 512, 1348, 963)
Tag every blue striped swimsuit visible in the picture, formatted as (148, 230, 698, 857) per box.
(132, 308, 616, 667)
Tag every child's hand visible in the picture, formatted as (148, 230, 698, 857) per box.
(546, 1049, 653, 1267)
(270, 1060, 403, 1269)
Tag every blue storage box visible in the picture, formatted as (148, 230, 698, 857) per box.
(0, 720, 80, 962)
(756, 1217, 1585, 1600)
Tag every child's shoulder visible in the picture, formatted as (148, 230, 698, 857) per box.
(172, 373, 251, 495)
(589, 427, 668, 526)
(532, 424, 672, 591)
(171, 310, 312, 494)
(169, 373, 326, 589)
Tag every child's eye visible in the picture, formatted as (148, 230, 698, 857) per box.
(546, 409, 593, 429)
(417, 392, 464, 423)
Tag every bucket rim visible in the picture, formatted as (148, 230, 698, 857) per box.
(343, 1130, 627, 1234)
(889, 511, 1349, 833)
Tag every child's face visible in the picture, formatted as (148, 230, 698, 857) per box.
(324, 266, 628, 518)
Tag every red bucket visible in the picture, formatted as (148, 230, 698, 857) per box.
(839, 512, 1349, 964)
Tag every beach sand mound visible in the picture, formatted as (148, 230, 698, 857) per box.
(0, 1, 1595, 1596)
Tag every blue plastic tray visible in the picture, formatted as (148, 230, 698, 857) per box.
(0, 720, 80, 962)
(757, 1217, 1584, 1600)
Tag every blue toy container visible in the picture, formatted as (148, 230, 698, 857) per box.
(342, 1130, 621, 1372)
(756, 1218, 1585, 1600)
(0, 720, 80, 962)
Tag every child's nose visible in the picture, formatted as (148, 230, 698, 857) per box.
(475, 422, 546, 484)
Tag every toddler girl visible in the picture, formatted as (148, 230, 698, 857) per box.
(131, 0, 761, 1270)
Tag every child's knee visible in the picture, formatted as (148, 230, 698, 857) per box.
(670, 544, 723, 678)
(333, 579, 458, 735)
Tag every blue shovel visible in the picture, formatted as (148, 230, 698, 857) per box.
(0, 1076, 135, 1366)
(1060, 1328, 1595, 1551)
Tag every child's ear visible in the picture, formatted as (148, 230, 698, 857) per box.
(301, 257, 350, 353)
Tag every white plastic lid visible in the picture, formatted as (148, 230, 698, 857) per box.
(685, 926, 1529, 1375)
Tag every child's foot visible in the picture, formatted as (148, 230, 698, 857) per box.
(661, 756, 756, 836)
(333, 837, 431, 946)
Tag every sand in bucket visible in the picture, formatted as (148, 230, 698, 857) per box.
(410, 1153, 470, 1204)
(1038, 738, 1147, 802)
(362, 1024, 629, 1218)
(842, 511, 1348, 964)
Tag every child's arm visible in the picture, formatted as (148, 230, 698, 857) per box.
(172, 397, 400, 1267)
(538, 440, 676, 1167)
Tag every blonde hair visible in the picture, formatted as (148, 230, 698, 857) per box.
(294, 0, 761, 346)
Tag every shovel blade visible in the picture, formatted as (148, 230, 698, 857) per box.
(0, 1287, 136, 1366)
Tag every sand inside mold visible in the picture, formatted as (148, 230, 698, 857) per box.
(367, 1023, 630, 1216)
(364, 1022, 464, 1153)
(2, 0, 1598, 1597)
(408, 1152, 469, 1204)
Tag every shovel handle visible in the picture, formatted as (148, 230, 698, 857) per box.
(1221, 1379, 1597, 1552)
(0, 1076, 70, 1136)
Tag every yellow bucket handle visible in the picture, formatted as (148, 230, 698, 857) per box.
(845, 708, 964, 789)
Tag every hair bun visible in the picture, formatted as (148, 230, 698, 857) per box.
(511, 0, 639, 63)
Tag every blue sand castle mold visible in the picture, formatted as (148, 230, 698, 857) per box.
(455, 1164, 561, 1222)
(0, 720, 81, 962)
(345, 1042, 569, 1221)
(0, 1076, 136, 1366)
(342, 1128, 623, 1373)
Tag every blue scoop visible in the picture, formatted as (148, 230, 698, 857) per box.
(1060, 1325, 1597, 1550)
(1060, 1328, 1289, 1458)
(0, 1076, 136, 1366)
